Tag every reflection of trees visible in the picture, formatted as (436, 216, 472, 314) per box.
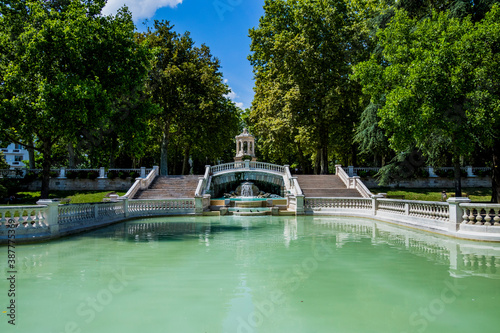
(310, 217, 500, 279)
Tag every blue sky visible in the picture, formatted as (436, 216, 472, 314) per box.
(103, 0, 265, 110)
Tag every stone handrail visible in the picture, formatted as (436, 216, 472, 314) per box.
(0, 205, 48, 229)
(0, 167, 152, 179)
(354, 178, 372, 198)
(283, 165, 302, 196)
(460, 203, 500, 225)
(58, 201, 126, 228)
(377, 199, 450, 222)
(128, 199, 196, 217)
(123, 166, 159, 199)
(195, 165, 211, 197)
(210, 161, 285, 175)
(304, 197, 372, 211)
(336, 164, 373, 198)
(336, 164, 350, 188)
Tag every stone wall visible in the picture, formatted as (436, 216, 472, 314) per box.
(21, 178, 134, 192)
(362, 176, 491, 188)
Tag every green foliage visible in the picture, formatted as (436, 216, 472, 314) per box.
(249, 0, 371, 173)
(138, 21, 240, 175)
(0, 0, 153, 197)
(354, 5, 500, 195)
(0, 184, 7, 198)
(0, 151, 9, 169)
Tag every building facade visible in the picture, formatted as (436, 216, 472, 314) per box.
(0, 143, 30, 169)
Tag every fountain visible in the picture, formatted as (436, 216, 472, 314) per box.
(240, 182, 254, 197)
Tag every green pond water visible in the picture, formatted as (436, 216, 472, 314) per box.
(1, 215, 500, 333)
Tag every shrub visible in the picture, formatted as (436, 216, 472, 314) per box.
(129, 171, 138, 179)
(118, 171, 128, 180)
(87, 171, 99, 180)
(476, 169, 492, 177)
(242, 155, 253, 161)
(417, 168, 429, 178)
(49, 170, 59, 178)
(357, 170, 368, 178)
(0, 184, 7, 198)
(24, 172, 37, 182)
(77, 170, 88, 179)
(66, 170, 78, 179)
(107, 170, 117, 179)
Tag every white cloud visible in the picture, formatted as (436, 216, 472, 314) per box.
(224, 79, 244, 109)
(224, 82, 244, 109)
(224, 89, 237, 100)
(102, 0, 183, 21)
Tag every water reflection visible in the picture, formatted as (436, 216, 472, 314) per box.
(3, 216, 500, 281)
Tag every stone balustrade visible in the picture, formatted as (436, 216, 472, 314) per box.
(460, 203, 500, 226)
(210, 161, 285, 175)
(304, 198, 372, 211)
(0, 206, 48, 229)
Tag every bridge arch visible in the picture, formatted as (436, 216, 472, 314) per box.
(200, 161, 300, 198)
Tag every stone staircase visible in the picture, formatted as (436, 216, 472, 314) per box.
(295, 175, 362, 198)
(134, 175, 202, 199)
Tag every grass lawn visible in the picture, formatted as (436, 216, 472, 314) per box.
(3, 190, 127, 205)
(370, 187, 492, 202)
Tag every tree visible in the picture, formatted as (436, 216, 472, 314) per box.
(353, 6, 500, 198)
(139, 21, 240, 176)
(0, 151, 9, 169)
(249, 0, 370, 174)
(0, 0, 152, 198)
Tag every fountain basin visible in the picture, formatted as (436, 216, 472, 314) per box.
(228, 207, 271, 216)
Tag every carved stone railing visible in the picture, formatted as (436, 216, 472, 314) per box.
(0, 206, 49, 230)
(210, 161, 285, 176)
(128, 199, 196, 217)
(336, 165, 373, 198)
(304, 198, 372, 211)
(460, 203, 500, 226)
(123, 166, 159, 199)
(377, 199, 406, 215)
(195, 165, 211, 197)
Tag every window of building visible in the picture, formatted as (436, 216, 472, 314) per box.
(14, 155, 23, 162)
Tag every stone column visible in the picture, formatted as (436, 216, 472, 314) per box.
(59, 167, 66, 179)
(140, 167, 146, 178)
(348, 166, 354, 177)
(371, 194, 385, 216)
(447, 197, 471, 232)
(37, 199, 60, 236)
(428, 166, 438, 178)
(99, 167, 106, 179)
(295, 195, 305, 215)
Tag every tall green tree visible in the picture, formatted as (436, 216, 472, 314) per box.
(0, 0, 153, 198)
(354, 6, 500, 198)
(139, 21, 240, 175)
(249, 0, 370, 174)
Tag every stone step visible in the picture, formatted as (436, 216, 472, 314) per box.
(295, 174, 362, 198)
(295, 175, 346, 189)
(134, 175, 202, 199)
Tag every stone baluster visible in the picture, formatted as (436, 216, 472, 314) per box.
(494, 209, 500, 226)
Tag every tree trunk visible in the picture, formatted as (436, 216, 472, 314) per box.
(453, 157, 462, 198)
(40, 141, 52, 199)
(28, 140, 36, 169)
(320, 145, 328, 174)
(160, 122, 169, 176)
(68, 143, 75, 168)
(181, 147, 190, 175)
(314, 149, 321, 175)
(109, 135, 118, 168)
(492, 142, 500, 203)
